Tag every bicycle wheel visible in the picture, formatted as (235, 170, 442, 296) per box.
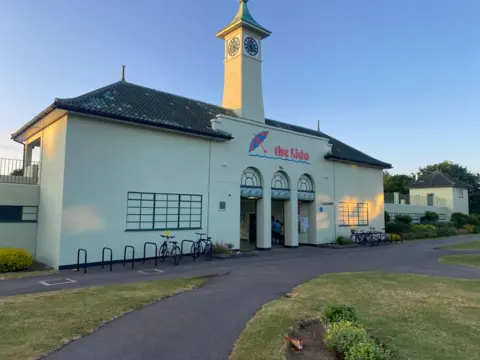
(171, 246, 181, 266)
(204, 241, 213, 261)
(191, 242, 201, 260)
(159, 243, 168, 263)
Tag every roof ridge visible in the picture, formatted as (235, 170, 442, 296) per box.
(55, 81, 123, 103)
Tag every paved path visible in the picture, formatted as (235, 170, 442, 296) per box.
(3, 236, 480, 360)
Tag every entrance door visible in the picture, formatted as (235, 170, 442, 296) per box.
(249, 214, 257, 244)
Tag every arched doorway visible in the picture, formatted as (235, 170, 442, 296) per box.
(297, 174, 316, 244)
(240, 167, 263, 248)
(271, 171, 291, 246)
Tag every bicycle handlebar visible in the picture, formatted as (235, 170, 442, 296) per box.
(161, 235, 176, 239)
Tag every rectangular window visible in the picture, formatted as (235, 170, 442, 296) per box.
(338, 202, 369, 227)
(0, 206, 38, 223)
(126, 192, 202, 231)
(459, 189, 464, 198)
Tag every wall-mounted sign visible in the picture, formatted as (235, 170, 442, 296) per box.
(321, 202, 334, 206)
(248, 131, 311, 165)
(319, 207, 324, 213)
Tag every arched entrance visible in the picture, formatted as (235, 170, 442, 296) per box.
(297, 174, 316, 244)
(271, 171, 291, 246)
(240, 167, 263, 248)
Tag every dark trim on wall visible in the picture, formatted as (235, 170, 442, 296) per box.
(255, 247, 272, 251)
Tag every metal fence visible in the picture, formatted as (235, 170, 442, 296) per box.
(384, 193, 447, 207)
(0, 158, 40, 185)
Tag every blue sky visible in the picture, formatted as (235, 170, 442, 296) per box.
(0, 0, 478, 174)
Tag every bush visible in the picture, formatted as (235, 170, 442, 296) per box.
(467, 214, 480, 226)
(0, 248, 33, 273)
(450, 212, 470, 228)
(391, 234, 402, 242)
(437, 225, 457, 237)
(325, 321, 369, 354)
(412, 224, 438, 233)
(213, 242, 232, 254)
(463, 224, 477, 234)
(395, 214, 412, 224)
(400, 232, 417, 240)
(322, 303, 359, 324)
(421, 211, 439, 225)
(384, 211, 391, 223)
(456, 229, 470, 236)
(385, 222, 411, 234)
(336, 236, 346, 245)
(345, 342, 392, 360)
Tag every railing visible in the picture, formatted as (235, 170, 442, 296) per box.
(0, 158, 40, 185)
(384, 193, 447, 207)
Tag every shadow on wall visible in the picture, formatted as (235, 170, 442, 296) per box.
(340, 193, 385, 227)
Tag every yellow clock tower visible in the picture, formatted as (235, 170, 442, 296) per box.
(216, 0, 271, 123)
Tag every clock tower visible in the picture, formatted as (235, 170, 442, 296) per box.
(216, 0, 271, 123)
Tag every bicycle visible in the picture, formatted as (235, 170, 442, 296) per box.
(159, 234, 181, 266)
(191, 232, 213, 261)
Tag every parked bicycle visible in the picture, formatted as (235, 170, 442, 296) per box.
(191, 232, 213, 261)
(159, 233, 181, 266)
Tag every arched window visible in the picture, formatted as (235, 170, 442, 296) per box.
(241, 167, 262, 188)
(298, 174, 315, 202)
(271, 171, 290, 190)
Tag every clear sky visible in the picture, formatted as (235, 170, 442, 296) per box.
(0, 0, 478, 174)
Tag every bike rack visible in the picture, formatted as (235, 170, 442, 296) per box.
(124, 245, 135, 268)
(143, 242, 158, 266)
(102, 247, 113, 272)
(181, 240, 195, 261)
(77, 248, 87, 274)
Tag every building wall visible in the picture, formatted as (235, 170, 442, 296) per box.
(333, 162, 385, 238)
(409, 187, 454, 210)
(452, 188, 469, 215)
(34, 116, 67, 268)
(0, 184, 39, 255)
(58, 115, 212, 267)
(385, 203, 450, 222)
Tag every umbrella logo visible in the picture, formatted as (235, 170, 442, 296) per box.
(249, 131, 269, 154)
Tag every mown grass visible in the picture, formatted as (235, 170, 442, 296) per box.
(440, 239, 480, 250)
(440, 255, 480, 269)
(0, 277, 206, 360)
(230, 272, 480, 360)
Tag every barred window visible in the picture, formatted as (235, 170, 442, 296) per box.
(0, 206, 37, 223)
(126, 192, 202, 231)
(338, 203, 368, 226)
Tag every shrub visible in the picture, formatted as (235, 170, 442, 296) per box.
(325, 321, 369, 354)
(400, 232, 417, 241)
(394, 214, 412, 224)
(450, 212, 470, 228)
(385, 222, 411, 234)
(336, 236, 346, 245)
(391, 234, 402, 242)
(384, 211, 391, 223)
(456, 229, 470, 236)
(322, 303, 358, 325)
(437, 226, 457, 237)
(467, 214, 480, 226)
(426, 231, 439, 238)
(421, 211, 439, 225)
(213, 242, 232, 254)
(0, 248, 33, 273)
(463, 224, 477, 234)
(412, 224, 438, 233)
(345, 342, 392, 360)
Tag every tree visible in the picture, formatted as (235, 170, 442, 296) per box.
(417, 161, 480, 214)
(10, 169, 23, 176)
(383, 171, 414, 194)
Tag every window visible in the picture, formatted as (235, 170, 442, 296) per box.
(459, 189, 464, 198)
(0, 206, 38, 223)
(126, 192, 202, 231)
(338, 203, 368, 226)
(219, 201, 227, 211)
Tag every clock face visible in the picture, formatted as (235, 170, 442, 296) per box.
(228, 37, 240, 57)
(244, 36, 259, 56)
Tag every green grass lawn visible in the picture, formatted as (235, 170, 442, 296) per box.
(230, 272, 480, 360)
(0, 277, 207, 360)
(440, 239, 480, 250)
(439, 255, 480, 268)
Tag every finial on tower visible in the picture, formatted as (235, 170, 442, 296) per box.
(121, 65, 126, 82)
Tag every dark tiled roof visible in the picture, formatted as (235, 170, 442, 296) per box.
(55, 81, 235, 140)
(409, 170, 472, 189)
(14, 80, 391, 169)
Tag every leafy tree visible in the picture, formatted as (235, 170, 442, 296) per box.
(10, 169, 23, 176)
(417, 161, 480, 214)
(383, 171, 414, 194)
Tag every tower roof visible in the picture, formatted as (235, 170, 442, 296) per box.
(408, 170, 472, 190)
(217, 0, 271, 39)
